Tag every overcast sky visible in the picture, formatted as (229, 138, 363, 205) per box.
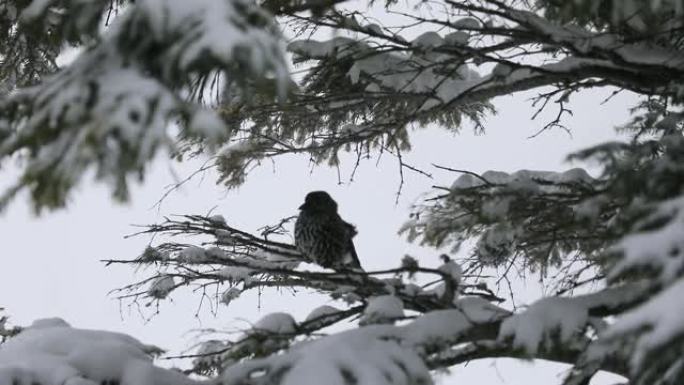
(0, 83, 635, 384)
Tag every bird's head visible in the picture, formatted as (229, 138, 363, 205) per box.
(299, 191, 338, 213)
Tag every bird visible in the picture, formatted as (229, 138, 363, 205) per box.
(294, 191, 362, 271)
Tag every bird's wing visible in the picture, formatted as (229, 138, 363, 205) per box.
(342, 220, 362, 270)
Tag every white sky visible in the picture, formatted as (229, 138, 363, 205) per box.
(1, 84, 633, 384)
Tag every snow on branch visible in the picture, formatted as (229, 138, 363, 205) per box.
(596, 277, 684, 385)
(217, 299, 513, 385)
(400, 121, 684, 384)
(0, 318, 199, 385)
(609, 196, 684, 285)
(0, 0, 110, 90)
(575, 196, 684, 385)
(221, 324, 433, 385)
(5, 0, 684, 210)
(402, 168, 612, 277)
(206, 0, 684, 191)
(0, 0, 287, 211)
(214, 288, 640, 385)
(498, 297, 590, 355)
(106, 214, 473, 316)
(101, 213, 657, 382)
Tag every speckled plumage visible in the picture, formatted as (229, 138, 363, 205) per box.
(295, 191, 362, 270)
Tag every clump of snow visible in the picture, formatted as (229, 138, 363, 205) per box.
(453, 17, 481, 30)
(0, 318, 195, 385)
(147, 276, 175, 299)
(28, 318, 71, 329)
(360, 296, 405, 325)
(444, 31, 469, 45)
(223, 325, 432, 385)
(559, 283, 650, 325)
(364, 23, 383, 35)
(251, 313, 297, 335)
(252, 249, 301, 269)
(208, 215, 226, 224)
(498, 297, 588, 354)
(205, 246, 226, 259)
(178, 246, 207, 263)
(188, 109, 226, 144)
(218, 140, 265, 159)
(450, 168, 594, 191)
(218, 266, 253, 284)
(221, 287, 242, 306)
(601, 277, 684, 371)
(402, 310, 472, 349)
(609, 197, 684, 285)
(481, 196, 513, 220)
(448, 174, 481, 190)
(492, 63, 513, 77)
(305, 306, 341, 322)
(287, 37, 357, 59)
(215, 139, 272, 186)
(454, 297, 511, 322)
(411, 31, 444, 49)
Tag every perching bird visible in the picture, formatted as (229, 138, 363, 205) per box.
(294, 191, 362, 271)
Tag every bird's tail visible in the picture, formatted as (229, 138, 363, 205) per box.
(346, 240, 363, 271)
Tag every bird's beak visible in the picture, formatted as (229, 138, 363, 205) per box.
(298, 203, 305, 210)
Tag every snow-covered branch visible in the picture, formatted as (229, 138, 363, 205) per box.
(0, 318, 202, 385)
(0, 0, 287, 211)
(102, 212, 665, 383)
(403, 106, 684, 384)
(106, 214, 469, 315)
(207, 0, 684, 188)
